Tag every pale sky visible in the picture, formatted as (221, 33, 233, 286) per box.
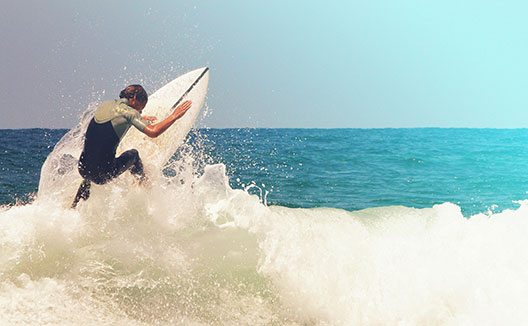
(1, 1, 527, 129)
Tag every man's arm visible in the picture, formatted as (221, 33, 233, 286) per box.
(142, 101, 192, 138)
(142, 116, 158, 123)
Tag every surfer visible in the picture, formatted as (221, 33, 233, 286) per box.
(71, 85, 192, 208)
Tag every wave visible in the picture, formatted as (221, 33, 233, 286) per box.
(2, 155, 528, 325)
(3, 103, 528, 325)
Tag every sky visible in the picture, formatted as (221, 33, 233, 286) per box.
(1, 0, 527, 129)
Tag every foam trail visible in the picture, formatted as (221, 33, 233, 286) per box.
(3, 159, 528, 325)
(2, 161, 278, 325)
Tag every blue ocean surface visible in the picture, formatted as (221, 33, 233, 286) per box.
(2, 128, 528, 216)
(3, 127, 528, 325)
(0, 129, 62, 204)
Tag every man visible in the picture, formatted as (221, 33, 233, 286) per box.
(72, 84, 192, 208)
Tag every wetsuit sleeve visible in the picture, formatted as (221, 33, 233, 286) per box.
(124, 110, 148, 132)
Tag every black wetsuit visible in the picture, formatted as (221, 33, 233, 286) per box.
(72, 99, 149, 207)
(78, 118, 144, 184)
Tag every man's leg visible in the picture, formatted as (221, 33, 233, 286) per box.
(114, 149, 147, 182)
(72, 179, 91, 208)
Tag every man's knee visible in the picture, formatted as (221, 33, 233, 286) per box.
(127, 149, 144, 175)
(128, 149, 141, 162)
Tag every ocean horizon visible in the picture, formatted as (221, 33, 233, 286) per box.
(2, 127, 528, 215)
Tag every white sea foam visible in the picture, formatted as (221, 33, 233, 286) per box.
(2, 155, 528, 325)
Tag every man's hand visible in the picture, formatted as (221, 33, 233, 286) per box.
(171, 101, 192, 119)
(142, 100, 193, 138)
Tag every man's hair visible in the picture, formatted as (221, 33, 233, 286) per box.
(119, 85, 148, 103)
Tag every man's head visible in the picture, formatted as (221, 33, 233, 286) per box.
(120, 85, 148, 112)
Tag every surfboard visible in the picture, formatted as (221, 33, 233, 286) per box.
(117, 67, 209, 170)
(37, 67, 210, 204)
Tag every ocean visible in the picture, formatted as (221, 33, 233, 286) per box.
(2, 127, 528, 325)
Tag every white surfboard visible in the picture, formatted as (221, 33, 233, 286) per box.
(118, 67, 209, 169)
(37, 67, 210, 204)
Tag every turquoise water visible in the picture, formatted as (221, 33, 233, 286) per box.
(3, 127, 528, 325)
(2, 128, 528, 215)
(176, 128, 528, 215)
